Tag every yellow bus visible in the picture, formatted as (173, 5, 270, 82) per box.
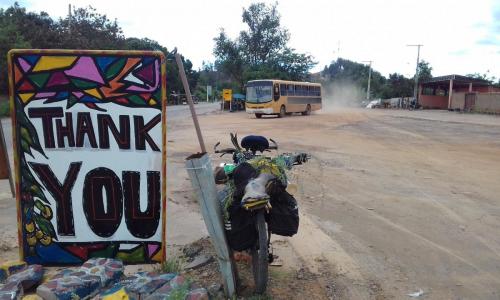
(245, 80, 322, 118)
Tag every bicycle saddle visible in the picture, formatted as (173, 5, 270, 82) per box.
(241, 135, 269, 153)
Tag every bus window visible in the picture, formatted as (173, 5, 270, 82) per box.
(273, 83, 280, 101)
(288, 84, 294, 96)
(280, 84, 287, 96)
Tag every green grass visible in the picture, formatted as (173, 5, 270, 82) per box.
(160, 256, 185, 273)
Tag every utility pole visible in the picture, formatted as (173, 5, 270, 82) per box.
(68, 4, 72, 35)
(362, 61, 372, 100)
(407, 44, 423, 105)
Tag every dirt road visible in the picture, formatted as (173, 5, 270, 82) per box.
(2, 105, 500, 299)
(166, 107, 500, 299)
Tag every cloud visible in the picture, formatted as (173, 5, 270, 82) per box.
(476, 2, 500, 46)
(477, 37, 500, 46)
(449, 49, 469, 56)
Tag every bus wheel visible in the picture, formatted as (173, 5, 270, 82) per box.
(302, 104, 311, 116)
(255, 113, 262, 119)
(279, 105, 286, 118)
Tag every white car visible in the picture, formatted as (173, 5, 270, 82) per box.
(366, 99, 381, 108)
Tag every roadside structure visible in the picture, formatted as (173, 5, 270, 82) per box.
(418, 75, 500, 112)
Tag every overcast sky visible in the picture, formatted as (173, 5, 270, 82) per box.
(2, 0, 499, 78)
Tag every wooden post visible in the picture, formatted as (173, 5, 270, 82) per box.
(175, 53, 206, 152)
(0, 120, 14, 197)
(185, 153, 237, 297)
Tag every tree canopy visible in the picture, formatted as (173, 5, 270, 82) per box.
(416, 60, 433, 83)
(0, 3, 198, 97)
(321, 58, 417, 101)
(213, 2, 316, 91)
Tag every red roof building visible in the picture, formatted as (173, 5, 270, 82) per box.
(418, 75, 500, 110)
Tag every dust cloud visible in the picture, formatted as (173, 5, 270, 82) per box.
(321, 81, 365, 111)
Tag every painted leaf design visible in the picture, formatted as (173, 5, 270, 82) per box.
(33, 213, 57, 241)
(21, 139, 33, 157)
(20, 126, 33, 145)
(16, 104, 46, 158)
(34, 200, 45, 211)
(30, 185, 46, 201)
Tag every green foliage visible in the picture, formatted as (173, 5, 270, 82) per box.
(416, 60, 433, 82)
(213, 2, 316, 90)
(0, 3, 199, 99)
(465, 71, 498, 86)
(322, 58, 387, 99)
(321, 58, 418, 103)
(386, 73, 414, 98)
(58, 6, 124, 49)
(240, 2, 289, 65)
(161, 256, 184, 273)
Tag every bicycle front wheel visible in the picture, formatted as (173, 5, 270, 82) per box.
(251, 211, 268, 294)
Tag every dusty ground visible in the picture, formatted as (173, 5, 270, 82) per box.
(165, 106, 500, 299)
(2, 105, 500, 299)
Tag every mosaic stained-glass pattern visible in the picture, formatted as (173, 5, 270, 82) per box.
(12, 52, 162, 110)
(9, 50, 166, 265)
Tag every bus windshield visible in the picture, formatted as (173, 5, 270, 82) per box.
(246, 82, 272, 103)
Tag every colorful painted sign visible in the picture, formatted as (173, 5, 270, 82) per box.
(8, 50, 166, 265)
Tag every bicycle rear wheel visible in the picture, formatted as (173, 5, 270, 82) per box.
(251, 211, 268, 294)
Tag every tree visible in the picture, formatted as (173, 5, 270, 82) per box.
(239, 2, 289, 65)
(124, 37, 166, 51)
(58, 6, 125, 49)
(385, 73, 413, 98)
(0, 3, 200, 100)
(321, 58, 387, 100)
(416, 60, 433, 82)
(465, 72, 497, 85)
(1, 3, 60, 49)
(213, 30, 245, 89)
(213, 2, 316, 91)
(0, 5, 32, 91)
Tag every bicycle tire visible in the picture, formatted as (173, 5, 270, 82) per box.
(251, 211, 268, 294)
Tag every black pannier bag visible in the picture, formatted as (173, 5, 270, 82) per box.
(224, 162, 258, 251)
(225, 202, 257, 251)
(267, 186, 299, 237)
